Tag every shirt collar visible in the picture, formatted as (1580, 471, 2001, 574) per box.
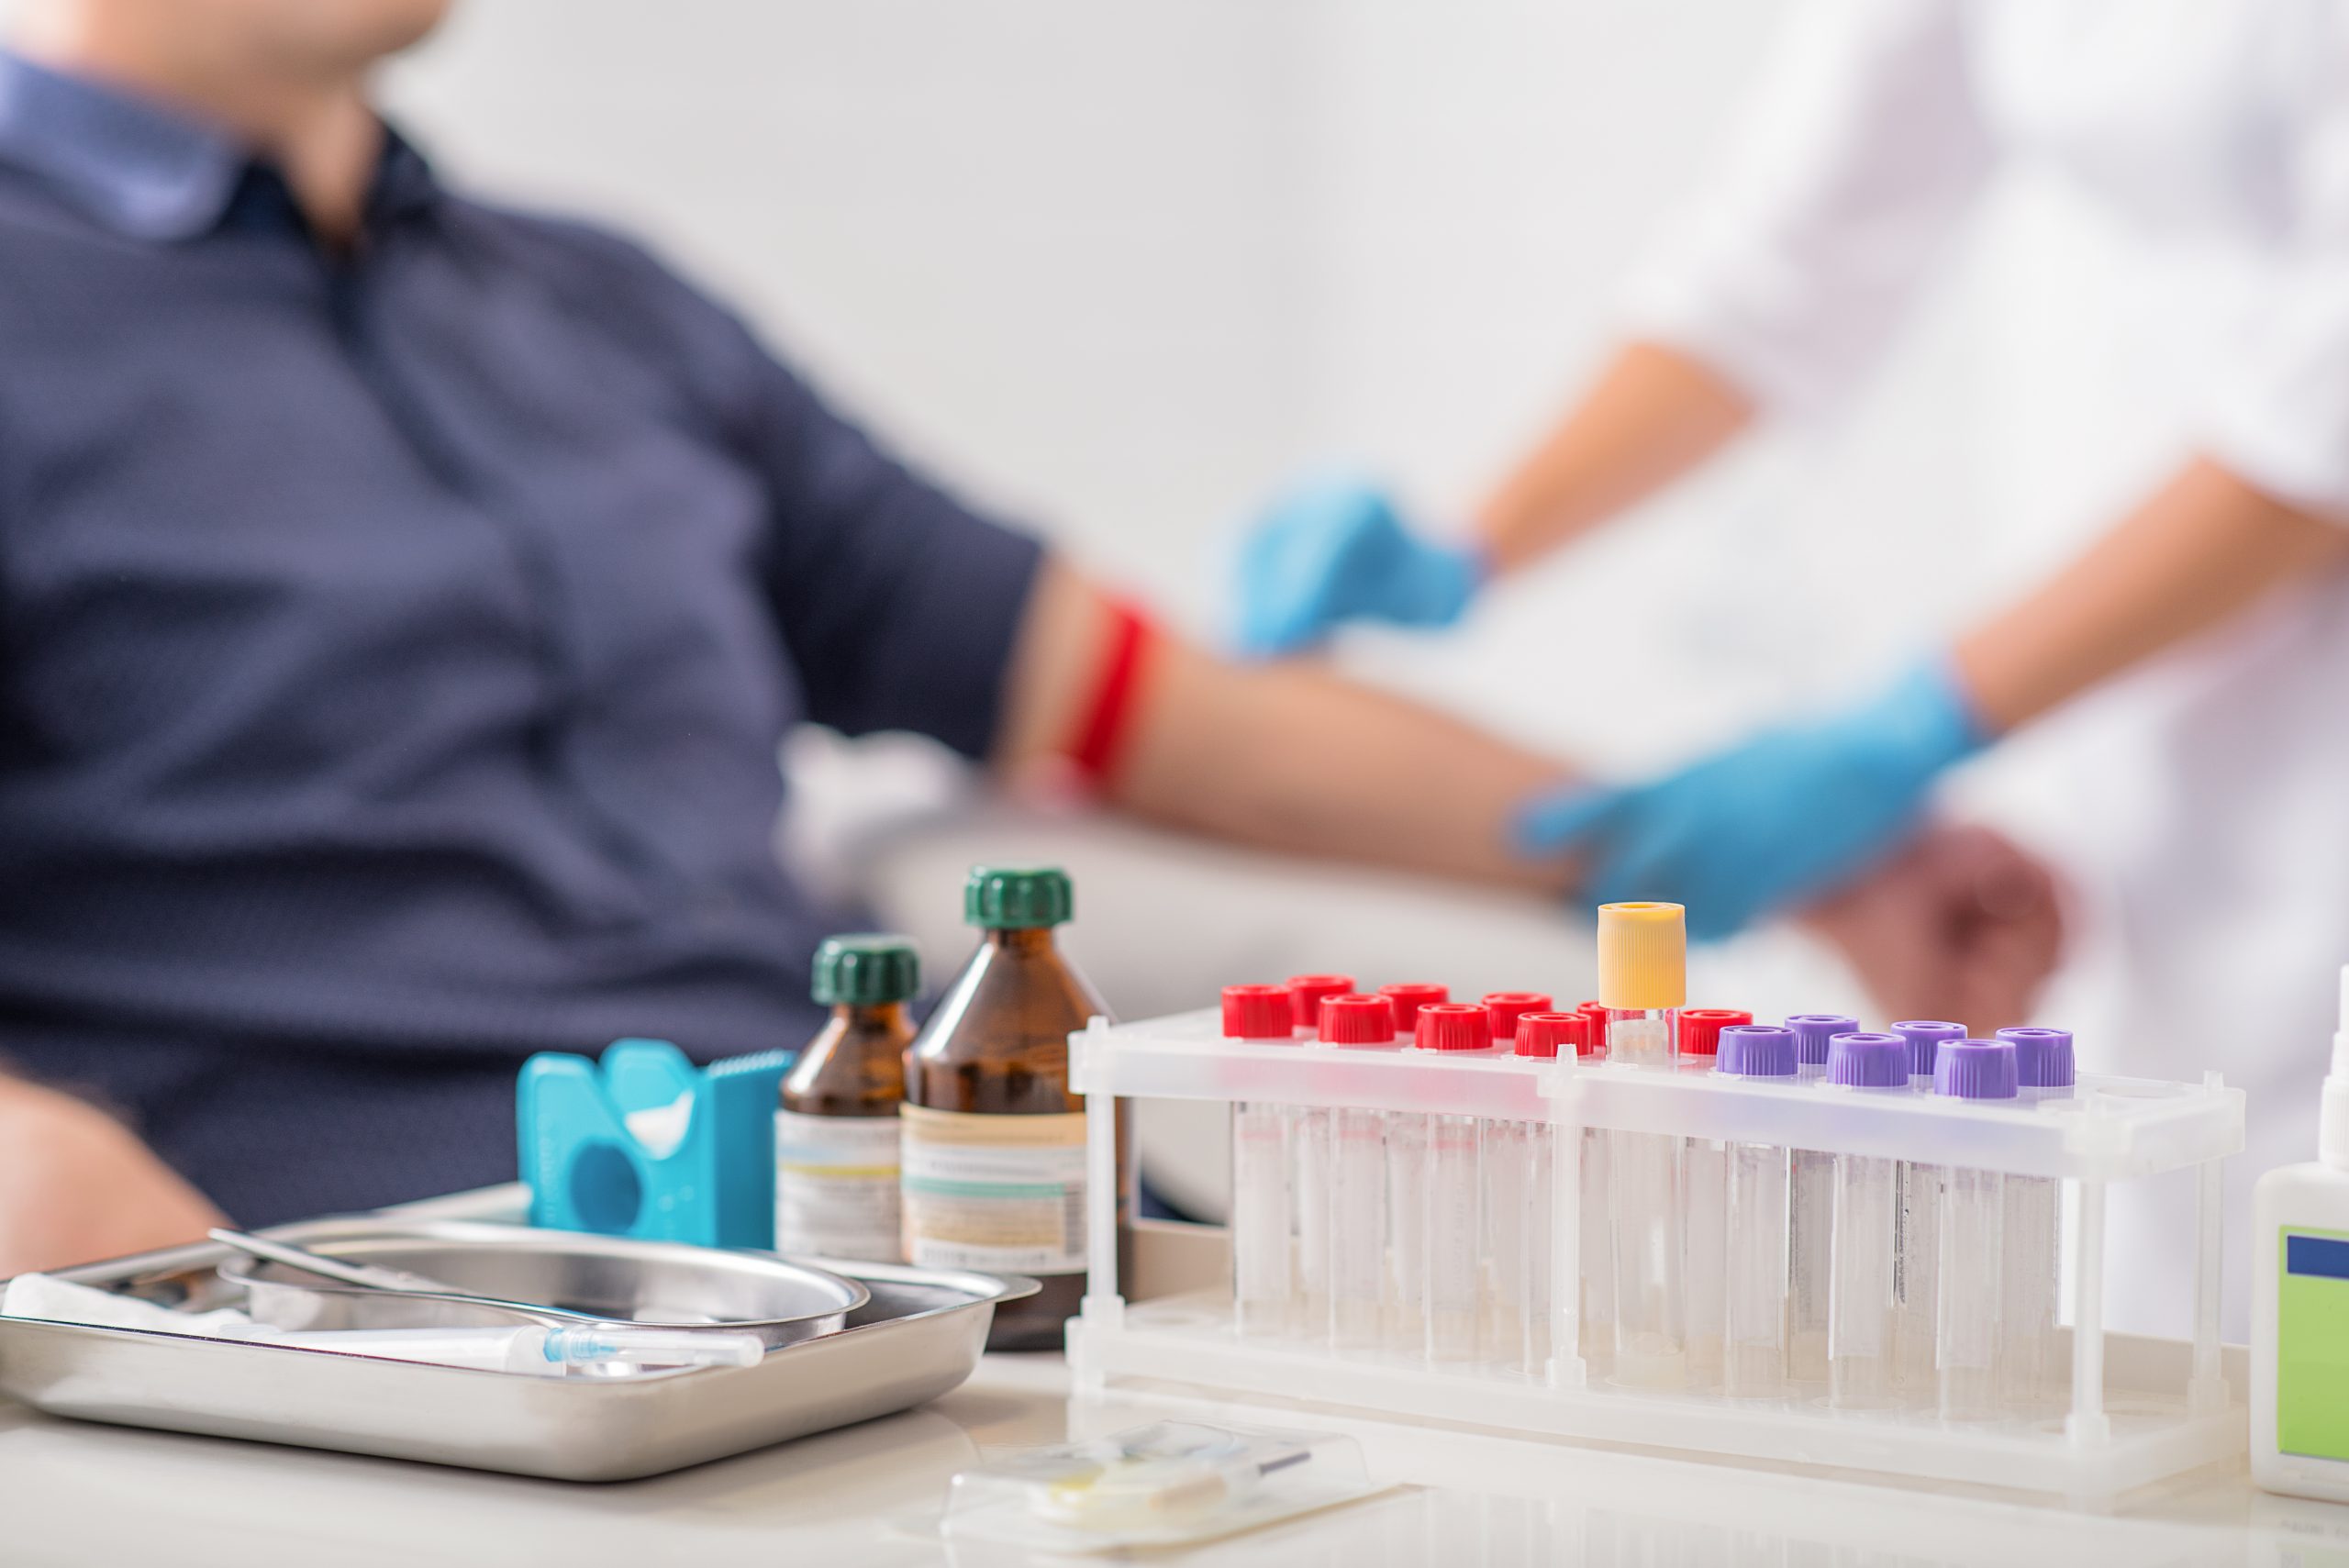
(0, 50, 435, 242)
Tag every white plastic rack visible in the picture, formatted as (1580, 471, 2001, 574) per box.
(1065, 1008, 2246, 1496)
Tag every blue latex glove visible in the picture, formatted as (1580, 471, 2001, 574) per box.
(1518, 660, 1991, 941)
(1233, 475, 1486, 657)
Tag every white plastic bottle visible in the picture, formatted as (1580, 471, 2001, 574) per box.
(2253, 965, 2349, 1500)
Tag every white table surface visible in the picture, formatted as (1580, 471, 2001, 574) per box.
(3, 1340, 2344, 1568)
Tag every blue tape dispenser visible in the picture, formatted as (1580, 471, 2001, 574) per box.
(518, 1038, 792, 1249)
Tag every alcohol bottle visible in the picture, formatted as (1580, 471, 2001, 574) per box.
(903, 865, 1119, 1351)
(775, 933, 918, 1262)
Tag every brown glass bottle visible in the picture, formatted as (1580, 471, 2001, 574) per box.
(775, 935, 918, 1262)
(902, 865, 1124, 1351)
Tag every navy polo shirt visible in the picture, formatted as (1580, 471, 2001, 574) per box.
(0, 57, 1043, 1223)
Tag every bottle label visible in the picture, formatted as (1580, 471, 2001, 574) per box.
(900, 1105, 1089, 1275)
(2279, 1228, 2349, 1460)
(774, 1109, 903, 1262)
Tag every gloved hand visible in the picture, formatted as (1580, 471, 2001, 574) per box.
(1517, 659, 1990, 940)
(1233, 474, 1486, 657)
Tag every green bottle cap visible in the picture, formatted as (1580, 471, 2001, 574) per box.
(811, 934, 920, 1006)
(963, 865, 1073, 929)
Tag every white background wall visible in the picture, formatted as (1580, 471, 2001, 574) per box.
(369, 0, 1996, 777)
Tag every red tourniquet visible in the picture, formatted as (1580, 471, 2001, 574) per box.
(1066, 600, 1155, 786)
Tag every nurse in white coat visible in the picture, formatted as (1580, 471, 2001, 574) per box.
(1236, 0, 2349, 1335)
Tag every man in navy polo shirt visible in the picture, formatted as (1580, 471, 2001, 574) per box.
(0, 0, 2060, 1269)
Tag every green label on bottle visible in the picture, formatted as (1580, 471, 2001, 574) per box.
(2280, 1227, 2349, 1461)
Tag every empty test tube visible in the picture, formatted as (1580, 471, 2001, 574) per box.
(1677, 1008, 1752, 1388)
(1566, 996, 1618, 1362)
(1481, 991, 1552, 1356)
(1513, 1010, 1587, 1374)
(1415, 1002, 1495, 1360)
(1283, 974, 1353, 1337)
(1320, 995, 1398, 1349)
(1934, 1038, 2019, 1420)
(1716, 1024, 1798, 1397)
(1371, 983, 1446, 1355)
(1784, 1014, 1856, 1383)
(1891, 1019, 1964, 1395)
(1599, 902, 1688, 1388)
(1998, 1026, 2075, 1408)
(1826, 1032, 1909, 1408)
(1223, 984, 1299, 1337)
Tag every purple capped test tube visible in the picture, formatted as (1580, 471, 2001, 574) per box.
(1827, 1033, 1909, 1407)
(1998, 1026, 2076, 1408)
(1890, 1019, 1966, 1390)
(1784, 1014, 1856, 1382)
(1935, 1038, 2019, 1421)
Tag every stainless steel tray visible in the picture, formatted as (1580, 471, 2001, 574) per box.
(0, 1218, 1037, 1481)
(217, 1219, 870, 1347)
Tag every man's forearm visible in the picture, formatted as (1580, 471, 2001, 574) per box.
(996, 562, 1573, 895)
(1955, 456, 2349, 734)
(1474, 339, 1753, 573)
(1111, 638, 1573, 893)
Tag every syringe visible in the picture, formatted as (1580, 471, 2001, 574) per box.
(235, 1323, 765, 1376)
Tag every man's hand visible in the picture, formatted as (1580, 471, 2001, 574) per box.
(0, 1077, 225, 1276)
(1801, 823, 2065, 1031)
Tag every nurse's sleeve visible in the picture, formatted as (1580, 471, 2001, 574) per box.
(1620, 0, 1993, 419)
(2202, 38, 2349, 521)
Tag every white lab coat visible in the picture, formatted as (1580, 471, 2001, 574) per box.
(1624, 0, 2349, 1339)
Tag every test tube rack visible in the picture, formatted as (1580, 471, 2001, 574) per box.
(1064, 1009, 2246, 1497)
